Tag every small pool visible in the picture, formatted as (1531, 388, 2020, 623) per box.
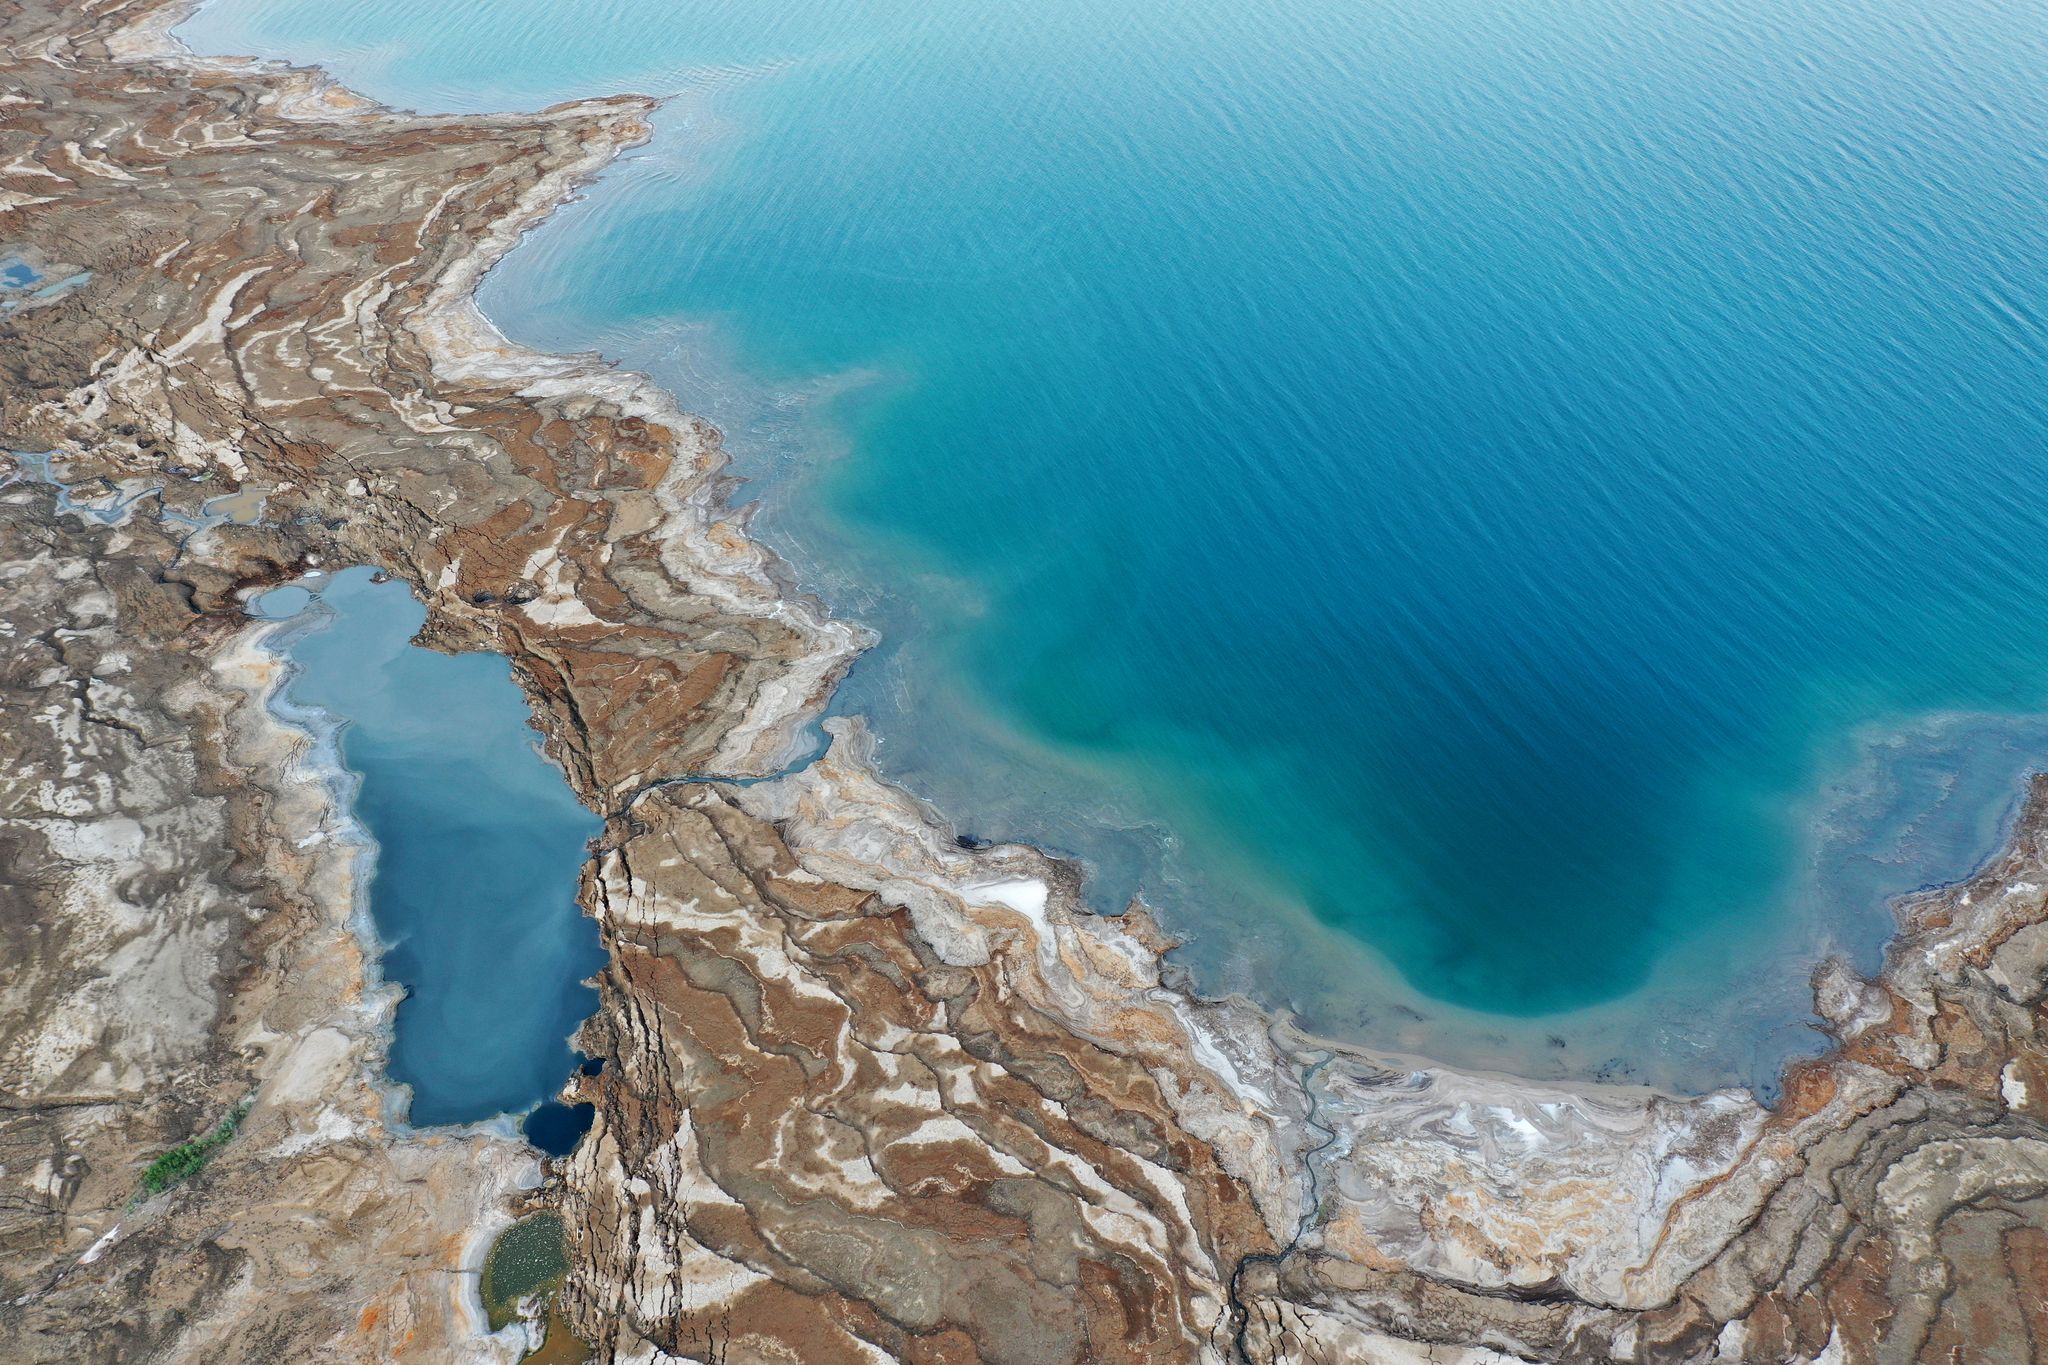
(522, 1101, 596, 1157)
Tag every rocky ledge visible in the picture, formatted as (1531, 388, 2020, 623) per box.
(0, 1, 2041, 1361)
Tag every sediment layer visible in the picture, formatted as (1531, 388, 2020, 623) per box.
(0, 1, 2042, 1361)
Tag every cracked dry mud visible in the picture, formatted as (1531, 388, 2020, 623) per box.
(0, 1, 2043, 1361)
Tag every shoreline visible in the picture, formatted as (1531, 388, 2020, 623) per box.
(7, 2, 2046, 1357)
(371, 7, 2045, 1100)
(117, 0, 2027, 1241)
(162, 0, 2048, 1098)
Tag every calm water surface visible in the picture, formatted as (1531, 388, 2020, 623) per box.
(258, 569, 603, 1126)
(193, 0, 2048, 1092)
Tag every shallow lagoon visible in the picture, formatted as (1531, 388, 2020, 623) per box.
(191, 0, 2048, 1094)
(257, 569, 603, 1127)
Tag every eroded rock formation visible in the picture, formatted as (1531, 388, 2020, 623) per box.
(0, 0, 2041, 1360)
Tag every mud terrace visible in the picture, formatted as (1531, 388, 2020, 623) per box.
(0, 1, 2043, 1360)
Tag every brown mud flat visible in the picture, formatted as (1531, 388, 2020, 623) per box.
(0, 1, 2043, 1361)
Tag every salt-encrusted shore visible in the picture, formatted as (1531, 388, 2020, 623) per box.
(0, 1, 2043, 1360)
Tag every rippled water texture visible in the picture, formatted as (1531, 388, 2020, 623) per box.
(189, 0, 2048, 1092)
(257, 569, 603, 1125)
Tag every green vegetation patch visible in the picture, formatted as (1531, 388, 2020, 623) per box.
(481, 1212, 570, 1332)
(137, 1102, 250, 1199)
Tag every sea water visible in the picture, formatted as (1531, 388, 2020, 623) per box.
(256, 569, 603, 1126)
(189, 0, 2048, 1093)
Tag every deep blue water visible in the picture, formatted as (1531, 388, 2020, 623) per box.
(257, 570, 604, 1126)
(523, 1100, 597, 1156)
(192, 0, 2048, 1091)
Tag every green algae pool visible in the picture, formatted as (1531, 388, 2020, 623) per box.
(481, 1212, 570, 1332)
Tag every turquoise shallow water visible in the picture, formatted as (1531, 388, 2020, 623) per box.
(257, 570, 603, 1126)
(191, 0, 2048, 1092)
